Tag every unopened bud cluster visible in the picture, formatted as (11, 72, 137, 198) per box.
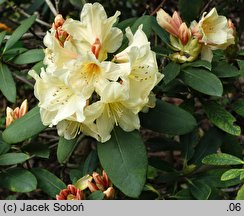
(156, 8, 235, 62)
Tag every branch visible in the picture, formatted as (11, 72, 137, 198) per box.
(45, 0, 58, 16)
(150, 0, 167, 16)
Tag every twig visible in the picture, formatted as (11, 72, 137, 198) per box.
(13, 73, 34, 88)
(6, 1, 51, 28)
(45, 0, 58, 16)
(200, 0, 215, 16)
(55, 0, 60, 14)
(150, 0, 167, 16)
(17, 9, 51, 28)
(4, 32, 46, 40)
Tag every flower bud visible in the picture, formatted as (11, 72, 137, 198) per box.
(52, 14, 69, 47)
(0, 23, 12, 32)
(169, 36, 201, 63)
(87, 181, 99, 192)
(56, 184, 84, 200)
(103, 187, 115, 199)
(6, 99, 28, 127)
(53, 14, 65, 30)
(156, 9, 182, 37)
(179, 23, 191, 45)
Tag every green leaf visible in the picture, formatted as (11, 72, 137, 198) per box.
(203, 101, 241, 136)
(31, 168, 66, 198)
(139, 184, 160, 200)
(199, 168, 244, 188)
(191, 127, 222, 165)
(0, 167, 37, 192)
(31, 61, 45, 74)
(0, 63, 16, 103)
(0, 153, 30, 165)
(22, 142, 50, 159)
(88, 190, 105, 200)
(181, 68, 223, 96)
(0, 31, 6, 47)
(240, 171, 244, 180)
(146, 137, 181, 152)
(131, 16, 152, 38)
(163, 62, 181, 84)
(181, 131, 198, 162)
(57, 137, 78, 164)
(221, 134, 243, 159)
(236, 184, 244, 200)
(202, 153, 244, 165)
(2, 106, 47, 144)
(189, 180, 211, 200)
(0, 134, 10, 155)
(0, 0, 6, 5)
(179, 0, 204, 24)
(212, 62, 240, 78)
(140, 99, 197, 135)
(69, 169, 83, 184)
(97, 127, 147, 198)
(149, 157, 175, 172)
(221, 169, 242, 181)
(3, 15, 36, 52)
(174, 188, 194, 200)
(117, 17, 138, 32)
(82, 150, 99, 175)
(237, 60, 244, 76)
(13, 49, 44, 64)
(232, 99, 244, 117)
(151, 16, 169, 45)
(181, 60, 211, 71)
(69, 0, 84, 9)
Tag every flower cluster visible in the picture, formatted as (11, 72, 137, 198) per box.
(56, 170, 114, 200)
(30, 3, 163, 142)
(156, 8, 235, 62)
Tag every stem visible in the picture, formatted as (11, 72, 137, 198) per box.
(45, 0, 58, 16)
(5, 1, 51, 28)
(150, 0, 167, 16)
(55, 0, 60, 14)
(12, 73, 34, 88)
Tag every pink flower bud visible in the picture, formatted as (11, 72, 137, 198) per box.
(6, 99, 28, 127)
(179, 23, 191, 45)
(156, 9, 182, 37)
(87, 181, 99, 192)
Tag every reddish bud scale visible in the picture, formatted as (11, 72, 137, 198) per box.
(56, 184, 84, 200)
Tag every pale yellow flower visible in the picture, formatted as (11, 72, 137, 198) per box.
(56, 120, 100, 141)
(64, 52, 130, 99)
(87, 82, 140, 143)
(43, 30, 78, 74)
(115, 26, 163, 113)
(62, 2, 123, 61)
(198, 8, 233, 46)
(29, 69, 86, 126)
(191, 8, 235, 61)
